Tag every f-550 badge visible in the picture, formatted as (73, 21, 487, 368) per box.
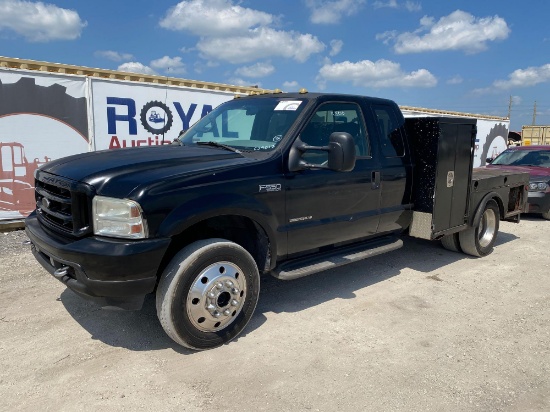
(259, 184, 282, 193)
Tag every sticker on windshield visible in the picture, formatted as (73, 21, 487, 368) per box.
(275, 101, 302, 111)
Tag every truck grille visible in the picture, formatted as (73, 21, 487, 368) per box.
(35, 173, 93, 237)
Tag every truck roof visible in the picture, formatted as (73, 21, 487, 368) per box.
(239, 91, 396, 106)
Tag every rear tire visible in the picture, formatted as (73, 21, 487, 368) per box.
(459, 200, 500, 257)
(542, 210, 550, 220)
(156, 239, 260, 350)
(441, 233, 461, 253)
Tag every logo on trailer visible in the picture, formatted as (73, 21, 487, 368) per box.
(140, 101, 174, 134)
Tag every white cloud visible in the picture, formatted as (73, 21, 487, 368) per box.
(512, 95, 522, 105)
(95, 50, 134, 62)
(306, 0, 366, 24)
(329, 39, 343, 56)
(194, 60, 220, 74)
(227, 77, 260, 87)
(0, 0, 86, 42)
(197, 27, 325, 64)
(160, 0, 325, 65)
(447, 75, 463, 85)
(235, 62, 275, 78)
(474, 65, 550, 96)
(373, 0, 420, 11)
(150, 55, 186, 74)
(376, 30, 398, 45)
(118, 62, 157, 75)
(373, 0, 397, 9)
(381, 10, 510, 54)
(317, 59, 437, 88)
(283, 80, 299, 90)
(404, 1, 421, 12)
(160, 0, 272, 36)
(493, 64, 550, 89)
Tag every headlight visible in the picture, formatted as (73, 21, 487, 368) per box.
(528, 182, 548, 192)
(92, 196, 148, 239)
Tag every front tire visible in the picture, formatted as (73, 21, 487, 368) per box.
(156, 239, 260, 350)
(542, 210, 550, 220)
(459, 200, 500, 257)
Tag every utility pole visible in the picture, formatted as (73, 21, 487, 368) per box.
(532, 101, 537, 125)
(507, 95, 512, 119)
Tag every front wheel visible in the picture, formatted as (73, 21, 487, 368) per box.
(459, 200, 500, 257)
(156, 239, 260, 350)
(542, 210, 550, 220)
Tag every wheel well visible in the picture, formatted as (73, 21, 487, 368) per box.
(490, 196, 505, 219)
(158, 215, 271, 279)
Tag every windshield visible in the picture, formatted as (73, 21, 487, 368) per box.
(179, 97, 306, 152)
(491, 149, 550, 167)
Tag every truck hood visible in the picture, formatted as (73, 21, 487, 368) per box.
(41, 145, 254, 196)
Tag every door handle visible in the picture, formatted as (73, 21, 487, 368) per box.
(372, 171, 380, 190)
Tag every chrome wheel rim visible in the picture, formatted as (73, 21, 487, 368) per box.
(186, 261, 247, 332)
(478, 208, 497, 248)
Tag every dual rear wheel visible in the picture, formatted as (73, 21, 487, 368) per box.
(441, 200, 500, 257)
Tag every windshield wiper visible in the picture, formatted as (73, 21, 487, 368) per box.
(196, 141, 242, 154)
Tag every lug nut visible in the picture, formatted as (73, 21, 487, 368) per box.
(216, 282, 223, 289)
(225, 280, 234, 288)
(223, 309, 231, 316)
(207, 304, 216, 311)
(213, 311, 221, 318)
(231, 288, 239, 295)
(231, 299, 239, 306)
(207, 292, 215, 299)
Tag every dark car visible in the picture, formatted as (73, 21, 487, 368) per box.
(486, 145, 550, 219)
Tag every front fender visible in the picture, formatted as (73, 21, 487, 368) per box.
(157, 191, 280, 251)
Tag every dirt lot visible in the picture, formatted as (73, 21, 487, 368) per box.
(0, 217, 548, 412)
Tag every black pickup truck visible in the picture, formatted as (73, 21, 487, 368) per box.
(25, 91, 528, 350)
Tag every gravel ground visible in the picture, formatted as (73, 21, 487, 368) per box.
(0, 217, 549, 412)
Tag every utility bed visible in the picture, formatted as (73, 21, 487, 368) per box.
(406, 117, 528, 240)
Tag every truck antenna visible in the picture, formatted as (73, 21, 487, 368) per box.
(162, 74, 169, 144)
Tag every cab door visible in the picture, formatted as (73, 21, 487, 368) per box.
(369, 103, 413, 234)
(284, 101, 381, 256)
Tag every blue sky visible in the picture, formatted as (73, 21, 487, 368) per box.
(0, 0, 549, 130)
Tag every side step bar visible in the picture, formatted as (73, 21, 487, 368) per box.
(272, 236, 403, 280)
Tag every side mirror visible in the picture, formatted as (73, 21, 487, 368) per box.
(486, 158, 494, 164)
(327, 132, 356, 172)
(288, 132, 356, 172)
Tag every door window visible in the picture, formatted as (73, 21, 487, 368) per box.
(300, 102, 369, 164)
(372, 105, 405, 157)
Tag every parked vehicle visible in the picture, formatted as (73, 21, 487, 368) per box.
(486, 145, 550, 219)
(25, 92, 529, 350)
(521, 125, 550, 146)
